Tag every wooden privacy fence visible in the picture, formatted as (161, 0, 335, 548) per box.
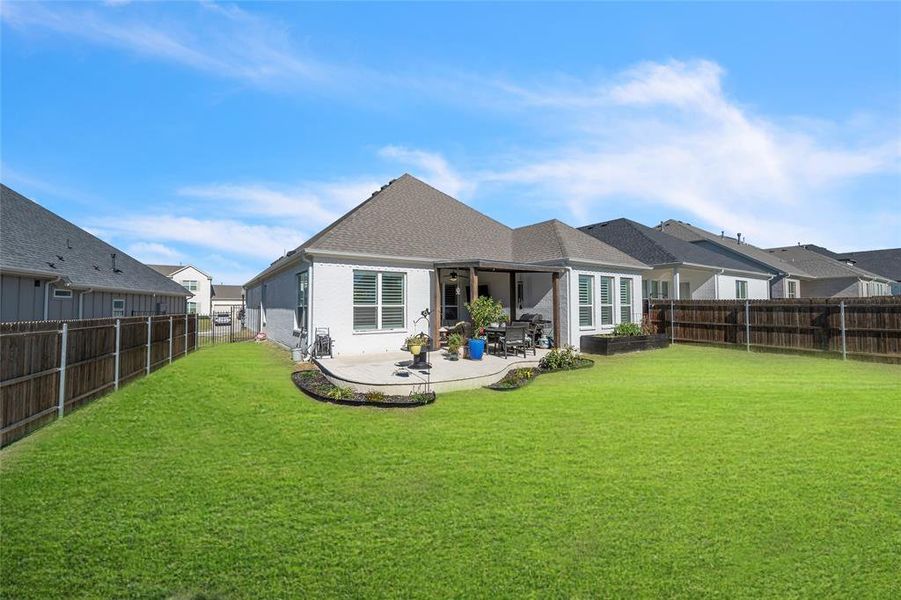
(645, 297, 901, 363)
(1, 314, 198, 447)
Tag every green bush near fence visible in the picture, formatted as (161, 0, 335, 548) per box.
(1, 343, 899, 598)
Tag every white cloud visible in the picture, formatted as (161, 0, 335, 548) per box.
(0, 1, 326, 88)
(378, 146, 469, 198)
(91, 215, 306, 261)
(126, 241, 181, 264)
(473, 59, 900, 247)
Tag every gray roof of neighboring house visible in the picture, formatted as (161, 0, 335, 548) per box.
(765, 245, 892, 281)
(212, 284, 244, 300)
(658, 220, 813, 278)
(514, 220, 647, 269)
(246, 174, 649, 285)
(804, 246, 901, 282)
(148, 264, 183, 277)
(148, 264, 212, 279)
(579, 218, 768, 274)
(0, 184, 190, 297)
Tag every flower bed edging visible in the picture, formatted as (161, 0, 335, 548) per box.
(291, 370, 435, 408)
(484, 358, 594, 391)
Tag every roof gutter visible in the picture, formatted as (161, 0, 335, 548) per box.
(656, 261, 770, 277)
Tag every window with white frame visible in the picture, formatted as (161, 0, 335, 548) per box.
(187, 301, 197, 314)
(112, 299, 125, 317)
(353, 271, 405, 331)
(600, 276, 614, 326)
(735, 280, 748, 299)
(181, 280, 198, 292)
(578, 274, 594, 328)
(295, 271, 309, 331)
(619, 278, 633, 323)
(786, 280, 798, 298)
(53, 288, 73, 299)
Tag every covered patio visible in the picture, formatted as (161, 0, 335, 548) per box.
(315, 346, 551, 394)
(429, 260, 565, 347)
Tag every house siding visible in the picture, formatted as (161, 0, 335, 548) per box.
(803, 277, 863, 298)
(245, 260, 309, 349)
(566, 267, 644, 346)
(1, 275, 186, 322)
(1, 275, 45, 322)
(312, 257, 433, 356)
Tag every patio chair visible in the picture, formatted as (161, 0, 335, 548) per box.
(498, 324, 529, 359)
(510, 321, 538, 356)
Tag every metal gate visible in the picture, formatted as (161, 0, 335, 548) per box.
(197, 305, 253, 347)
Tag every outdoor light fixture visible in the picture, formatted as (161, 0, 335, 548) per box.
(449, 271, 458, 282)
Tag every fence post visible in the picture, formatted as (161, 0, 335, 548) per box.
(184, 313, 189, 356)
(194, 314, 198, 351)
(57, 323, 68, 418)
(670, 299, 675, 344)
(168, 316, 174, 364)
(146, 316, 152, 375)
(114, 319, 121, 390)
(840, 301, 847, 360)
(745, 301, 751, 352)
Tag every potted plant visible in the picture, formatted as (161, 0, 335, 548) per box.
(464, 296, 507, 360)
(405, 334, 426, 356)
(446, 333, 464, 361)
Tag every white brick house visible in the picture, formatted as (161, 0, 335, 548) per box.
(244, 175, 649, 356)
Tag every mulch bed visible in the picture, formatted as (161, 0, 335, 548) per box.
(291, 369, 436, 408)
(485, 358, 594, 391)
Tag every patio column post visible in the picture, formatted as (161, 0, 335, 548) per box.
(509, 272, 517, 321)
(432, 268, 441, 346)
(469, 268, 478, 304)
(552, 271, 561, 347)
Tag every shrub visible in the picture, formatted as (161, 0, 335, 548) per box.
(464, 296, 508, 336)
(326, 385, 356, 400)
(409, 391, 432, 404)
(613, 322, 642, 337)
(539, 345, 581, 370)
(363, 390, 386, 402)
(447, 333, 464, 353)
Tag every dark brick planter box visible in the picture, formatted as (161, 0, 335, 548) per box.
(580, 333, 670, 356)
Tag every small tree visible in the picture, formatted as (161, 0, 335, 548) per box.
(464, 295, 508, 337)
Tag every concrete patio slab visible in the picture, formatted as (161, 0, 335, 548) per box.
(314, 348, 549, 394)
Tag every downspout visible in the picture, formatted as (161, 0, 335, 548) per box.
(79, 288, 94, 319)
(43, 276, 62, 320)
(766, 274, 776, 299)
(307, 259, 314, 348)
(714, 269, 724, 299)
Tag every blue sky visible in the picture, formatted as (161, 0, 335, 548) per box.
(2, 1, 899, 284)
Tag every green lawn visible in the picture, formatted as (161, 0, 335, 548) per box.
(2, 344, 899, 599)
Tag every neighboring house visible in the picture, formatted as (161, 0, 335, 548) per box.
(148, 264, 213, 314)
(804, 245, 901, 296)
(764, 245, 893, 297)
(579, 218, 772, 300)
(657, 220, 813, 298)
(211, 284, 245, 314)
(244, 174, 649, 355)
(0, 184, 189, 322)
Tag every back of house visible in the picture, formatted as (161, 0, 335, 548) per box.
(244, 174, 650, 356)
(1, 184, 191, 322)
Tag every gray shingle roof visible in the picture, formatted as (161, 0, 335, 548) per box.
(212, 284, 244, 300)
(579, 218, 768, 273)
(1, 184, 190, 297)
(247, 175, 649, 285)
(148, 264, 184, 277)
(658, 220, 813, 278)
(805, 246, 901, 282)
(514, 220, 647, 269)
(765, 245, 892, 281)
